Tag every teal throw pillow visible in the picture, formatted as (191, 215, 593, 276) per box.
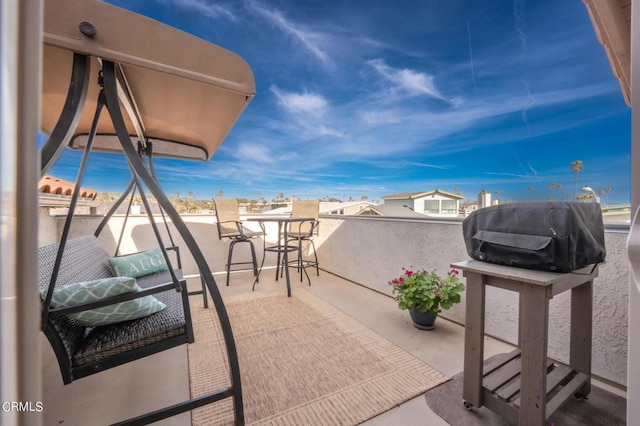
(44, 276, 166, 326)
(108, 247, 169, 278)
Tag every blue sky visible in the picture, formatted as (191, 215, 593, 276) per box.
(48, 0, 631, 204)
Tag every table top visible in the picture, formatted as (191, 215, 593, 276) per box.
(247, 217, 315, 223)
(451, 259, 599, 287)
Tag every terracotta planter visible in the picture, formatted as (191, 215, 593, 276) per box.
(409, 309, 438, 330)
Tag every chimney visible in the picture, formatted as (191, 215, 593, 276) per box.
(478, 190, 491, 208)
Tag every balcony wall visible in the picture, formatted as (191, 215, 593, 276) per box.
(39, 211, 629, 388)
(314, 215, 629, 387)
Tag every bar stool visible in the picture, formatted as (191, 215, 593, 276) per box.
(213, 198, 261, 286)
(287, 199, 320, 282)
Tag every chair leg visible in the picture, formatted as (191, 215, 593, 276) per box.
(200, 276, 209, 308)
(248, 239, 258, 280)
(275, 243, 282, 280)
(297, 238, 303, 282)
(227, 240, 238, 286)
(310, 239, 319, 276)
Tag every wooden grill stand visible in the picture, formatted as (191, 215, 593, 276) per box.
(453, 260, 597, 425)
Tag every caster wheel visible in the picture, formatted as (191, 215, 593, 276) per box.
(573, 392, 588, 401)
(463, 401, 473, 410)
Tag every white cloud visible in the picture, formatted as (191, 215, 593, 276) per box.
(270, 86, 328, 117)
(265, 87, 349, 141)
(367, 59, 454, 103)
(403, 160, 451, 170)
(247, 1, 330, 63)
(312, 125, 344, 138)
(157, 0, 237, 21)
(358, 110, 405, 126)
(233, 142, 275, 164)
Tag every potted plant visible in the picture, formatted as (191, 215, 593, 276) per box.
(388, 268, 465, 330)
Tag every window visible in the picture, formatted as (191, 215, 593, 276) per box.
(424, 200, 439, 214)
(441, 200, 457, 214)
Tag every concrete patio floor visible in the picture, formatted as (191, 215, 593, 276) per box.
(40, 268, 626, 425)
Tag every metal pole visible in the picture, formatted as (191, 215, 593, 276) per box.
(1, 1, 43, 425)
(39, 53, 90, 176)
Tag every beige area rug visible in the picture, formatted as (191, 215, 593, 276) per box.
(188, 289, 449, 425)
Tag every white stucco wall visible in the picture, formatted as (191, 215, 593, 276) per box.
(314, 215, 629, 387)
(39, 212, 283, 278)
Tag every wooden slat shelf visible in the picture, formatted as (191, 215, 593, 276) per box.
(481, 351, 588, 422)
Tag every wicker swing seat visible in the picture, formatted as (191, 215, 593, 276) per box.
(39, 235, 192, 383)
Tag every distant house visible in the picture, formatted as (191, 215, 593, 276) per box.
(460, 201, 479, 217)
(381, 189, 464, 218)
(321, 201, 376, 215)
(38, 174, 100, 215)
(264, 201, 376, 216)
(356, 204, 426, 218)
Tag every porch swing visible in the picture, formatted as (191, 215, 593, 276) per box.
(37, 0, 256, 424)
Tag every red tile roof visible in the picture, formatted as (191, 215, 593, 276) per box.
(38, 175, 98, 200)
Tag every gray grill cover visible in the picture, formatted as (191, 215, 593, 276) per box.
(462, 202, 606, 272)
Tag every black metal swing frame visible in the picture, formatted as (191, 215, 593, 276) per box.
(39, 54, 244, 425)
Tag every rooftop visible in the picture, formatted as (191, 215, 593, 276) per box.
(39, 174, 97, 200)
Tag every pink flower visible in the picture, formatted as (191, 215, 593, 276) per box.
(399, 277, 405, 283)
(450, 269, 459, 275)
(405, 270, 414, 277)
(392, 279, 399, 285)
(434, 290, 440, 297)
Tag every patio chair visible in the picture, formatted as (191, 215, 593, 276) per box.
(287, 200, 321, 282)
(214, 198, 261, 286)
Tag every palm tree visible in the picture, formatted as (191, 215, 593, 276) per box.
(452, 187, 459, 194)
(571, 160, 584, 200)
(173, 191, 181, 211)
(494, 190, 500, 203)
(547, 183, 563, 200)
(527, 186, 534, 201)
(185, 190, 194, 212)
(605, 186, 612, 206)
(216, 189, 224, 197)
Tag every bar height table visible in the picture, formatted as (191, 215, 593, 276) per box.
(249, 217, 314, 297)
(452, 260, 598, 425)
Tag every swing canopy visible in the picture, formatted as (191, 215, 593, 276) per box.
(41, 0, 256, 161)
